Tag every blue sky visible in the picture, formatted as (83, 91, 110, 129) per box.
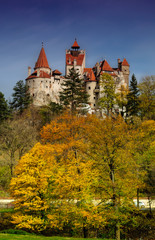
(0, 0, 155, 100)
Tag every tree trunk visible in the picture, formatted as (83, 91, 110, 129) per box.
(137, 188, 139, 208)
(116, 223, 121, 240)
(83, 226, 88, 238)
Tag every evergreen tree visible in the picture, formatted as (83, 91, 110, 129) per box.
(0, 92, 9, 121)
(10, 80, 31, 114)
(126, 74, 139, 117)
(59, 68, 89, 113)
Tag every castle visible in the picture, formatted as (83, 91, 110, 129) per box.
(26, 40, 130, 111)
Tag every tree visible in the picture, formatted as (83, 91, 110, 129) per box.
(116, 84, 128, 117)
(86, 116, 145, 240)
(99, 73, 117, 116)
(10, 114, 99, 234)
(138, 75, 155, 120)
(60, 68, 89, 113)
(10, 80, 31, 114)
(10, 114, 146, 238)
(0, 92, 10, 122)
(131, 120, 155, 210)
(0, 118, 37, 177)
(126, 74, 139, 117)
(39, 102, 63, 127)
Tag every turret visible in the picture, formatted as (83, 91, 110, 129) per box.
(121, 58, 130, 87)
(65, 39, 85, 77)
(34, 44, 51, 74)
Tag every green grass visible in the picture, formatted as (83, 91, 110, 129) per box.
(0, 236, 110, 240)
(0, 208, 14, 213)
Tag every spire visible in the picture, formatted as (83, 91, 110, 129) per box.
(122, 58, 130, 66)
(71, 38, 80, 49)
(101, 60, 114, 72)
(34, 46, 50, 69)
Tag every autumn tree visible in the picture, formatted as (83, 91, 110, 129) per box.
(0, 118, 37, 177)
(10, 113, 146, 239)
(59, 68, 89, 113)
(86, 115, 145, 240)
(131, 120, 155, 210)
(10, 114, 99, 234)
(138, 75, 155, 120)
(99, 73, 117, 116)
(116, 84, 128, 117)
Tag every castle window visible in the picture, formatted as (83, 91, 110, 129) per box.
(94, 104, 96, 107)
(47, 94, 50, 96)
(88, 86, 91, 90)
(33, 80, 35, 82)
(33, 94, 34, 97)
(46, 86, 48, 88)
(94, 97, 95, 99)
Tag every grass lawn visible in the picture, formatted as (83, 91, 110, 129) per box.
(0, 236, 107, 240)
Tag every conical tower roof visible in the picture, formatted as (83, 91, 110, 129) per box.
(71, 39, 80, 49)
(101, 60, 114, 72)
(122, 58, 130, 66)
(34, 47, 50, 69)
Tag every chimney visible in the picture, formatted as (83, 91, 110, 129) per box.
(28, 66, 31, 76)
(37, 69, 40, 77)
(117, 58, 121, 69)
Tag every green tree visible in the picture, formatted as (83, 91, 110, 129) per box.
(131, 120, 155, 210)
(0, 92, 10, 122)
(99, 73, 116, 116)
(116, 84, 128, 117)
(85, 116, 147, 240)
(60, 68, 89, 113)
(126, 74, 139, 117)
(138, 75, 155, 120)
(10, 80, 31, 114)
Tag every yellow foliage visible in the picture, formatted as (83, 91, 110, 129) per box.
(10, 113, 152, 232)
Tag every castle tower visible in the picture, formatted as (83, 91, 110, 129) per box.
(34, 45, 51, 75)
(26, 45, 62, 106)
(65, 39, 85, 77)
(120, 58, 130, 87)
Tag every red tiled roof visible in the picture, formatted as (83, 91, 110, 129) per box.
(101, 60, 114, 72)
(26, 70, 51, 80)
(34, 47, 50, 69)
(72, 39, 80, 49)
(66, 53, 84, 66)
(84, 68, 96, 81)
(53, 69, 62, 75)
(122, 58, 130, 66)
